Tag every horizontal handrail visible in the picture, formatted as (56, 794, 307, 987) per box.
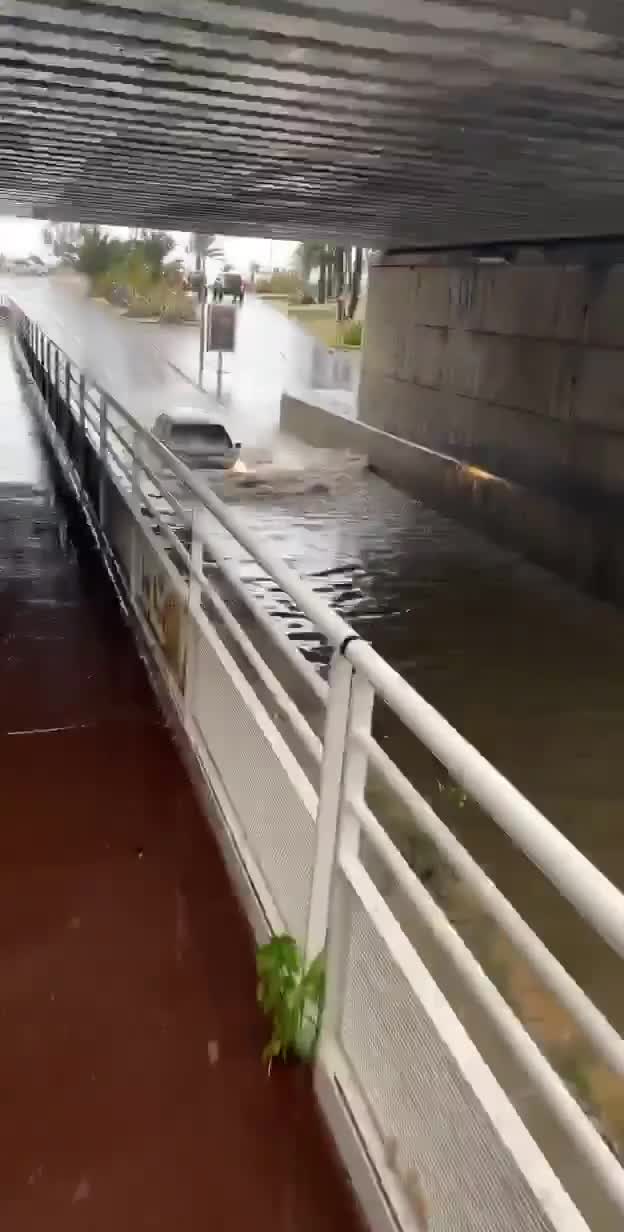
(341, 848, 624, 1215)
(353, 747, 624, 1078)
(348, 668, 624, 960)
(198, 576, 323, 768)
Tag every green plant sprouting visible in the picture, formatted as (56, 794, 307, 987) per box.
(436, 779, 468, 809)
(256, 934, 325, 1073)
(341, 319, 363, 347)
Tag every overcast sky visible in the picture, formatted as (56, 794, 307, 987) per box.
(0, 216, 297, 274)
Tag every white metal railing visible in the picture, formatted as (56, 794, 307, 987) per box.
(5, 294, 624, 1230)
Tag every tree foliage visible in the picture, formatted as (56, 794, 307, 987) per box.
(294, 240, 366, 314)
(187, 232, 223, 271)
(136, 229, 175, 278)
(42, 223, 176, 280)
(78, 227, 127, 277)
(42, 222, 83, 262)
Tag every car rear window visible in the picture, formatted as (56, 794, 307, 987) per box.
(170, 424, 232, 450)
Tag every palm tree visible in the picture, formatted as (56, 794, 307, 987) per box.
(347, 247, 364, 319)
(187, 233, 223, 276)
(294, 240, 340, 304)
(295, 240, 323, 284)
(294, 240, 365, 313)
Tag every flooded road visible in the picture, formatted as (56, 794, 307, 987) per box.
(2, 274, 359, 446)
(227, 472, 624, 918)
(225, 441, 624, 1169)
(4, 277, 624, 1128)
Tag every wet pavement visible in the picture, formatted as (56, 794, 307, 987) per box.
(0, 328, 362, 1228)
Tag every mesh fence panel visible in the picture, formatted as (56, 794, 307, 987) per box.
(192, 625, 316, 944)
(337, 875, 562, 1232)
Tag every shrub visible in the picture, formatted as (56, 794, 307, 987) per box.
(159, 292, 196, 323)
(163, 261, 185, 289)
(342, 320, 362, 347)
(92, 254, 155, 304)
(256, 271, 303, 297)
(92, 269, 120, 301)
(256, 935, 325, 1072)
(92, 258, 196, 324)
(109, 283, 130, 307)
(126, 293, 158, 318)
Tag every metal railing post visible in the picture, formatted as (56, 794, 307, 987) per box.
(99, 394, 108, 526)
(305, 649, 372, 963)
(198, 287, 206, 387)
(305, 652, 354, 963)
(338, 670, 374, 860)
(78, 373, 86, 434)
(64, 360, 72, 455)
(45, 339, 51, 410)
(54, 346, 60, 426)
(183, 511, 204, 723)
(315, 666, 375, 1050)
(129, 450, 143, 602)
(78, 373, 87, 486)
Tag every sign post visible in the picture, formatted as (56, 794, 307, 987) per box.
(206, 303, 237, 400)
(197, 283, 207, 388)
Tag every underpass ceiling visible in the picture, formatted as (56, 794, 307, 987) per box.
(1, 1, 624, 247)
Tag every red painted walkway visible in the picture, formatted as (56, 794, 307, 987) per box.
(0, 330, 362, 1231)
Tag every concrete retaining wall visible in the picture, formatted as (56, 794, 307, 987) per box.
(281, 392, 624, 603)
(360, 258, 624, 504)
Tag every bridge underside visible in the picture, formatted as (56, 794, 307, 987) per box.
(1, 2, 624, 247)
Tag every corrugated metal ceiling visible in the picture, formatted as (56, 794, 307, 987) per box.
(1, 1, 624, 246)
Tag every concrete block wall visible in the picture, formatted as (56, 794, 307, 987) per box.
(359, 258, 624, 503)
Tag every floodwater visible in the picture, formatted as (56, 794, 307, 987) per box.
(5, 277, 624, 1160)
(0, 326, 362, 1231)
(218, 437, 624, 1185)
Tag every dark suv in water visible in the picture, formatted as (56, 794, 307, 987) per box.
(216, 272, 244, 304)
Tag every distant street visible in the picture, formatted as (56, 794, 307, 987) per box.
(0, 275, 360, 447)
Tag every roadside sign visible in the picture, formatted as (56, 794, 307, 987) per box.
(207, 304, 236, 353)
